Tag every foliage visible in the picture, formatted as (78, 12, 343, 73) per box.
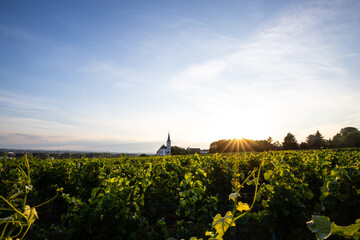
(175, 169, 218, 238)
(307, 215, 360, 240)
(332, 127, 360, 148)
(208, 126, 360, 151)
(209, 138, 276, 153)
(0, 155, 61, 240)
(204, 164, 262, 240)
(171, 146, 195, 155)
(282, 132, 299, 150)
(1, 150, 359, 239)
(306, 131, 326, 149)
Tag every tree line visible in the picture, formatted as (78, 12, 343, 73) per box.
(209, 126, 360, 153)
(171, 146, 202, 155)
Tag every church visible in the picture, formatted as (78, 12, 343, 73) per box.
(156, 133, 171, 156)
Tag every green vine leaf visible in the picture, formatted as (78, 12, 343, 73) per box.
(331, 219, 360, 239)
(212, 211, 235, 239)
(264, 170, 273, 181)
(228, 193, 239, 202)
(236, 202, 250, 212)
(307, 215, 332, 240)
(265, 184, 274, 192)
(205, 231, 214, 237)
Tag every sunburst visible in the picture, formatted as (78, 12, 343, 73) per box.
(221, 138, 256, 153)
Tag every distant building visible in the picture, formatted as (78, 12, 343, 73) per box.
(200, 149, 209, 154)
(187, 147, 201, 153)
(157, 133, 171, 156)
(6, 152, 15, 159)
(186, 147, 209, 154)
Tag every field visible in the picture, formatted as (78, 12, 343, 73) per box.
(1, 149, 360, 240)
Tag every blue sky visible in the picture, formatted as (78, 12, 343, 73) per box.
(1, 0, 360, 153)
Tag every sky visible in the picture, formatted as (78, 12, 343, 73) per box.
(0, 0, 360, 153)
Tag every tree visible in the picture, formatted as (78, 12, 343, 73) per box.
(254, 138, 276, 151)
(282, 133, 299, 150)
(340, 127, 359, 136)
(273, 140, 281, 148)
(209, 138, 277, 153)
(171, 146, 189, 155)
(299, 142, 308, 149)
(306, 130, 326, 149)
(332, 127, 360, 148)
(209, 139, 229, 153)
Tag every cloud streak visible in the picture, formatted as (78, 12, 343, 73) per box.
(0, 132, 162, 153)
(169, 1, 352, 91)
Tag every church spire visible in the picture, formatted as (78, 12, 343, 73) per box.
(167, 132, 171, 142)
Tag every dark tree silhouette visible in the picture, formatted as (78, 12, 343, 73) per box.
(171, 146, 188, 155)
(282, 133, 299, 150)
(299, 142, 308, 149)
(332, 127, 360, 148)
(209, 138, 276, 153)
(306, 130, 326, 149)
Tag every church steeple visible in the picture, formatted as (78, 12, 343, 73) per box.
(156, 132, 171, 156)
(166, 132, 171, 155)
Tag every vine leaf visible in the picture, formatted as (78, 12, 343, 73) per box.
(307, 215, 332, 240)
(228, 193, 239, 202)
(331, 219, 360, 239)
(212, 211, 235, 239)
(236, 202, 250, 212)
(264, 170, 273, 181)
(205, 231, 214, 237)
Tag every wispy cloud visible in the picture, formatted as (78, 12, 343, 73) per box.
(165, 19, 209, 29)
(167, 0, 360, 141)
(0, 89, 174, 148)
(77, 61, 134, 87)
(0, 90, 56, 112)
(168, 59, 226, 92)
(0, 91, 64, 127)
(0, 132, 162, 152)
(169, 1, 350, 90)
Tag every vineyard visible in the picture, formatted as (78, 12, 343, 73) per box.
(1, 149, 360, 240)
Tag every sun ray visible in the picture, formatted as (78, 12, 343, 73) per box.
(239, 138, 246, 152)
(243, 139, 255, 152)
(222, 139, 234, 153)
(236, 138, 240, 152)
(229, 139, 234, 152)
(230, 138, 237, 152)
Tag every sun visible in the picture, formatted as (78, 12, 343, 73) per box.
(220, 138, 255, 153)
